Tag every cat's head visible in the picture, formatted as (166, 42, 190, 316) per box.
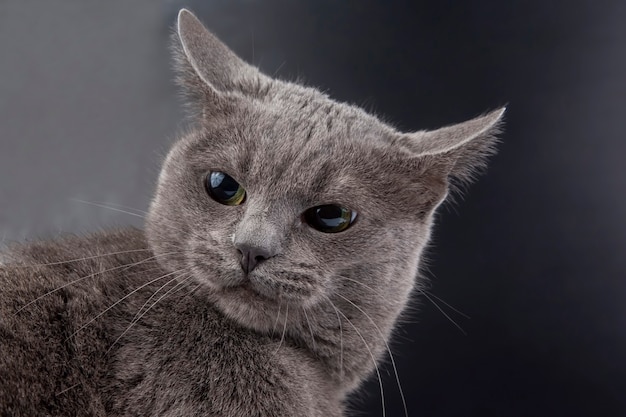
(146, 10, 504, 333)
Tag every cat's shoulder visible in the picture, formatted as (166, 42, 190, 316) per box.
(0, 227, 154, 306)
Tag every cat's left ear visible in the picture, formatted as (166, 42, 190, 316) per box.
(402, 107, 506, 191)
(173, 9, 263, 113)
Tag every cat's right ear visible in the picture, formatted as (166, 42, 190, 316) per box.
(173, 9, 260, 115)
(392, 108, 505, 206)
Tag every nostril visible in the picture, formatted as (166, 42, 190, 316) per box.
(235, 243, 277, 274)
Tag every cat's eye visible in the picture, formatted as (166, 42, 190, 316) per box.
(303, 205, 357, 233)
(205, 171, 246, 206)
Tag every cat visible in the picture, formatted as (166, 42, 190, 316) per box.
(0, 8, 504, 417)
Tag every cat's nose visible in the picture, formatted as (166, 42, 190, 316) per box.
(236, 243, 276, 274)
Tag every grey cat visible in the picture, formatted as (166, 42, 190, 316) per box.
(0, 9, 504, 417)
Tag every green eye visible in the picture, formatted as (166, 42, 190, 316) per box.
(303, 205, 357, 233)
(205, 171, 246, 206)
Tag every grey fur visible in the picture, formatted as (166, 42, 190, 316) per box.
(0, 9, 504, 417)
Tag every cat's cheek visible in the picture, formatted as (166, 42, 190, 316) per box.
(297, 227, 369, 270)
(180, 231, 239, 287)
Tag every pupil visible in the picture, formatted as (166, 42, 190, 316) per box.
(210, 172, 239, 199)
(317, 206, 346, 228)
(318, 206, 341, 219)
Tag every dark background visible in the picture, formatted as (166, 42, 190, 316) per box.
(1, 1, 625, 416)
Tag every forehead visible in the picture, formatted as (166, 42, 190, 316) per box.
(229, 87, 389, 203)
(256, 84, 386, 148)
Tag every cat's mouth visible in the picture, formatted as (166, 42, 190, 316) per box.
(222, 279, 273, 302)
(215, 268, 320, 304)
(209, 275, 287, 332)
(210, 270, 324, 333)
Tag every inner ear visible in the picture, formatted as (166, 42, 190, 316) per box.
(402, 108, 505, 188)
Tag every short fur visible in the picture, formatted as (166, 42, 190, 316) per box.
(0, 9, 504, 417)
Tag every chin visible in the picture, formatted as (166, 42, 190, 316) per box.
(208, 281, 287, 333)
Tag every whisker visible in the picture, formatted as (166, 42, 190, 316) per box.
(302, 307, 317, 351)
(106, 273, 193, 354)
(65, 268, 188, 341)
(131, 269, 189, 322)
(418, 289, 468, 335)
(71, 198, 191, 241)
(342, 274, 468, 334)
(424, 290, 470, 319)
(335, 293, 408, 417)
(55, 383, 80, 397)
(328, 299, 344, 380)
(272, 60, 287, 77)
(325, 296, 386, 417)
(337, 275, 393, 342)
(69, 200, 203, 256)
(340, 275, 385, 299)
(170, 276, 195, 296)
(11, 248, 154, 268)
(271, 303, 289, 358)
(342, 273, 468, 330)
(271, 302, 282, 337)
(13, 252, 181, 315)
(84, 200, 149, 216)
(70, 199, 145, 219)
(181, 283, 202, 300)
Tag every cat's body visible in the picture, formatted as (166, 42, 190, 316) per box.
(1, 228, 340, 416)
(0, 9, 504, 417)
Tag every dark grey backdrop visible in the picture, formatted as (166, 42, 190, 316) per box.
(1, 1, 625, 416)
